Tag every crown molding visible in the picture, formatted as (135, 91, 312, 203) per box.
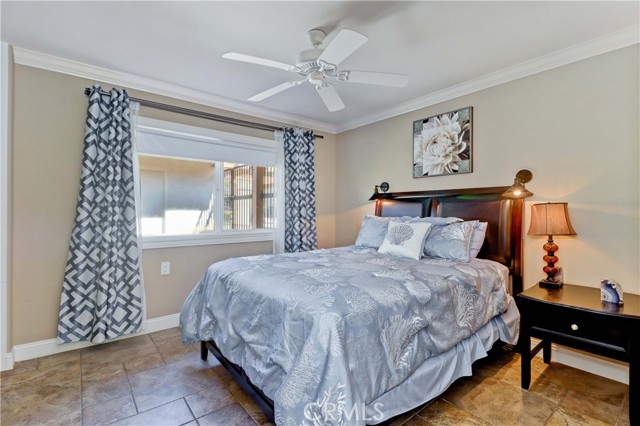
(11, 24, 639, 136)
(335, 25, 640, 133)
(12, 47, 337, 135)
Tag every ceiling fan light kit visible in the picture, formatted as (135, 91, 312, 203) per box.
(222, 28, 409, 112)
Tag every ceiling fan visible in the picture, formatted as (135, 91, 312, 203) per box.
(222, 29, 409, 112)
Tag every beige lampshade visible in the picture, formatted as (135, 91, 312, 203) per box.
(528, 202, 577, 236)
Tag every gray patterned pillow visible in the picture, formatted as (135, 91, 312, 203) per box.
(379, 221, 433, 260)
(355, 215, 460, 249)
(423, 220, 478, 262)
(469, 221, 488, 258)
(354, 215, 404, 248)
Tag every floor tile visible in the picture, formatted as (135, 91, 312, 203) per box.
(1, 358, 38, 378)
(546, 406, 613, 426)
(197, 403, 256, 426)
(154, 334, 199, 364)
(83, 393, 138, 426)
(109, 398, 194, 426)
(1, 361, 81, 425)
(123, 351, 165, 375)
(403, 416, 431, 426)
(212, 364, 235, 386)
(616, 392, 630, 426)
(81, 361, 132, 405)
(533, 362, 627, 407)
(416, 399, 491, 425)
(474, 350, 548, 388)
(1, 359, 79, 389)
(149, 327, 182, 342)
(383, 406, 420, 426)
(39, 409, 82, 426)
(559, 389, 621, 424)
(442, 375, 557, 426)
(81, 335, 158, 368)
(1, 331, 631, 426)
(227, 381, 271, 424)
(38, 350, 81, 369)
(185, 383, 235, 418)
(129, 356, 220, 412)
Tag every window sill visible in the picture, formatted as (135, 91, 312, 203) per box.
(142, 230, 274, 249)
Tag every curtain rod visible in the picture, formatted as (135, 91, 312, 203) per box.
(83, 88, 323, 139)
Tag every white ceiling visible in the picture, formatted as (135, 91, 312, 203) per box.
(1, 1, 639, 133)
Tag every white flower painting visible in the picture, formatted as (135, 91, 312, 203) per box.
(413, 107, 472, 178)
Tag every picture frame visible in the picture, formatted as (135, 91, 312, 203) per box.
(413, 106, 473, 178)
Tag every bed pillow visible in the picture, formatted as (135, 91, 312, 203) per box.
(355, 215, 459, 249)
(423, 220, 477, 262)
(354, 215, 393, 248)
(378, 221, 432, 260)
(354, 215, 408, 248)
(468, 221, 488, 258)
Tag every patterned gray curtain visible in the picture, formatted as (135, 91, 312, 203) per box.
(282, 127, 317, 252)
(57, 85, 143, 344)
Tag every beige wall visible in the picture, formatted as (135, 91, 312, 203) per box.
(334, 46, 640, 294)
(9, 65, 336, 345)
(8, 45, 639, 349)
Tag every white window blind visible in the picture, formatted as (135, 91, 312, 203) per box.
(136, 117, 276, 166)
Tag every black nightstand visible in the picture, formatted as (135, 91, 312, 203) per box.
(516, 284, 639, 425)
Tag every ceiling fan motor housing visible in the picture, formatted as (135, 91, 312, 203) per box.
(296, 48, 324, 73)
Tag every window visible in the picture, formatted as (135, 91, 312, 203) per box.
(223, 164, 276, 230)
(140, 156, 216, 236)
(135, 118, 276, 248)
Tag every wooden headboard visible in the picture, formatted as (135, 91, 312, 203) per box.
(375, 186, 523, 295)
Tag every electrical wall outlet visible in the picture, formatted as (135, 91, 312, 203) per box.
(160, 261, 171, 275)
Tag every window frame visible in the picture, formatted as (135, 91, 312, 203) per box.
(136, 117, 276, 249)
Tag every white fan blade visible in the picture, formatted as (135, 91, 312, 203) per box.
(248, 81, 302, 102)
(316, 84, 345, 112)
(318, 29, 368, 66)
(345, 71, 409, 88)
(223, 52, 298, 72)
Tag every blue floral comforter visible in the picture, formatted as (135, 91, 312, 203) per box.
(180, 246, 510, 426)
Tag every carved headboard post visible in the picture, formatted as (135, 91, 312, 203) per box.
(374, 199, 383, 217)
(376, 186, 524, 295)
(511, 197, 524, 295)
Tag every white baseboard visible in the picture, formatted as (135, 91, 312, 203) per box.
(4, 351, 13, 371)
(3, 313, 179, 368)
(531, 338, 628, 385)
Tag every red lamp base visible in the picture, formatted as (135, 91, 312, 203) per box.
(539, 235, 563, 290)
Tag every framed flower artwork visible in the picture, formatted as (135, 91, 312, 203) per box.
(413, 107, 473, 178)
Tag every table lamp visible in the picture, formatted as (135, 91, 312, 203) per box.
(527, 202, 576, 288)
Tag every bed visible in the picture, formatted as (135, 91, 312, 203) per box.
(180, 186, 523, 425)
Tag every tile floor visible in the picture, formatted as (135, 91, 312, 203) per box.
(0, 328, 630, 426)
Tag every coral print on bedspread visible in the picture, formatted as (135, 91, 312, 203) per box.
(180, 246, 510, 426)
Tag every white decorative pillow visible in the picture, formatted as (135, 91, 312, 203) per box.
(469, 221, 488, 258)
(378, 221, 432, 260)
(423, 220, 477, 262)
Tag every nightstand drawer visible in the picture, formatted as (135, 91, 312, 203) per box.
(524, 303, 628, 351)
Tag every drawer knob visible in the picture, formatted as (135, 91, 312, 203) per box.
(570, 324, 579, 331)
